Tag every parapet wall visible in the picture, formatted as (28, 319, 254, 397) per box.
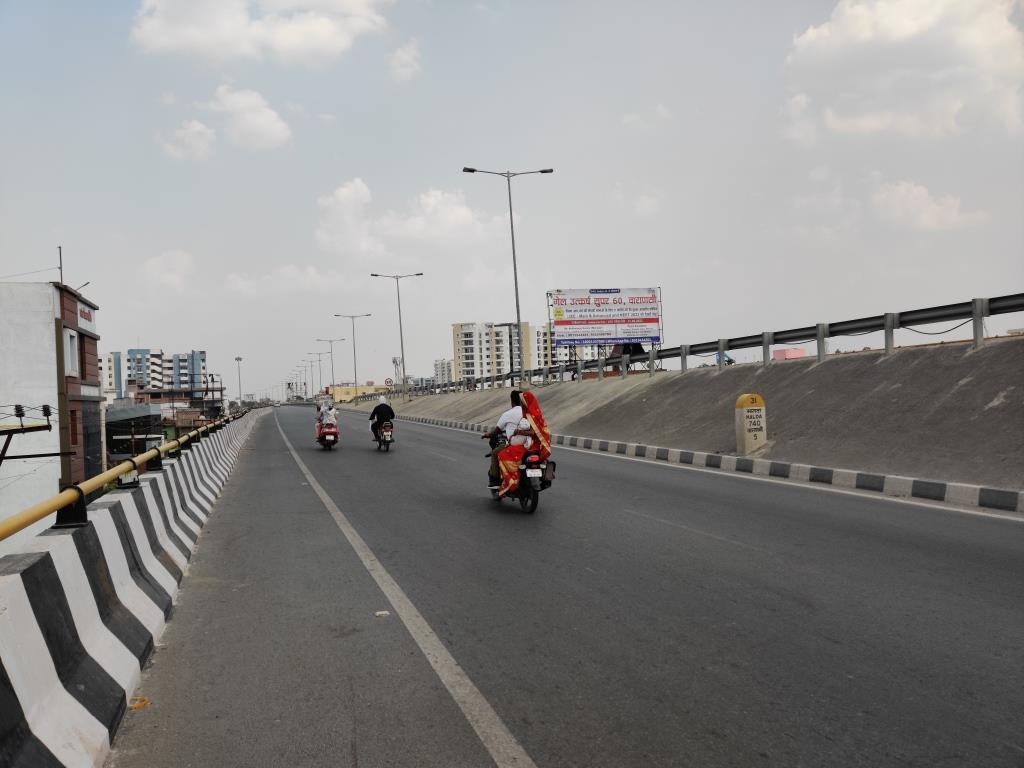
(360, 337, 1023, 489)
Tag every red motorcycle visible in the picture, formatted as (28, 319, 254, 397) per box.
(316, 421, 340, 450)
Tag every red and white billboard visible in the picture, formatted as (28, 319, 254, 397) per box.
(548, 288, 662, 347)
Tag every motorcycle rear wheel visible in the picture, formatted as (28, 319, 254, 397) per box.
(519, 487, 539, 514)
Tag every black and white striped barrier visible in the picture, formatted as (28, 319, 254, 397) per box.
(0, 410, 264, 768)
(349, 411, 1023, 515)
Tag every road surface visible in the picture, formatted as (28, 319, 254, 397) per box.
(107, 405, 1024, 767)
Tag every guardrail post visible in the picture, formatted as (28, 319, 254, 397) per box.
(53, 487, 88, 528)
(816, 323, 828, 362)
(558, 363, 565, 383)
(680, 345, 689, 373)
(648, 347, 656, 376)
(621, 354, 630, 379)
(972, 298, 988, 348)
(597, 357, 605, 380)
(577, 363, 584, 383)
(762, 332, 773, 365)
(884, 313, 896, 354)
(541, 366, 548, 385)
(717, 340, 727, 370)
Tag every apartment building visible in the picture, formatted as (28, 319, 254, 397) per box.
(433, 358, 454, 385)
(451, 322, 534, 381)
(533, 323, 601, 368)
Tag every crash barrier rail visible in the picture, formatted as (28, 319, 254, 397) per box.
(356, 292, 1024, 401)
(0, 409, 257, 544)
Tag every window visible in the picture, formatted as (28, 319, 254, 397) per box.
(69, 408, 79, 446)
(64, 329, 80, 377)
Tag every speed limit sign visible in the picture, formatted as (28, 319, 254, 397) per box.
(385, 378, 394, 386)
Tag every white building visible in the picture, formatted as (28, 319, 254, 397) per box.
(451, 322, 534, 382)
(533, 323, 601, 368)
(433, 358, 454, 385)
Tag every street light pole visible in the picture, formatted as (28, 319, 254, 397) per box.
(463, 166, 553, 386)
(316, 338, 344, 399)
(334, 313, 372, 396)
(307, 352, 326, 396)
(234, 356, 243, 409)
(370, 273, 423, 401)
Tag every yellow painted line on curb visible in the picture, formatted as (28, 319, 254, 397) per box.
(275, 414, 538, 768)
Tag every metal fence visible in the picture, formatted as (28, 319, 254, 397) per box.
(357, 292, 1024, 402)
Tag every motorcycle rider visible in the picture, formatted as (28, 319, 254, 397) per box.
(369, 395, 395, 441)
(316, 401, 338, 438)
(483, 390, 525, 490)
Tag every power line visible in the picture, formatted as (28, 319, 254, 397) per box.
(0, 266, 59, 281)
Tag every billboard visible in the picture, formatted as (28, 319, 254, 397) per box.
(548, 288, 662, 347)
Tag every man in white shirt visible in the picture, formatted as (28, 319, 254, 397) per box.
(485, 391, 523, 489)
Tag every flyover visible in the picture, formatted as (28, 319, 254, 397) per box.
(103, 406, 1024, 768)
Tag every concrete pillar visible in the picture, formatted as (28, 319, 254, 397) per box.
(680, 345, 689, 373)
(884, 313, 896, 354)
(816, 323, 828, 362)
(541, 366, 548, 385)
(761, 332, 773, 366)
(597, 357, 605, 380)
(972, 298, 987, 348)
(648, 347, 656, 376)
(619, 354, 629, 379)
(577, 363, 584, 383)
(717, 339, 727, 370)
(558, 363, 565, 383)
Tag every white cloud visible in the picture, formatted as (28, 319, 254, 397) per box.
(142, 250, 195, 291)
(621, 103, 674, 131)
(203, 85, 291, 151)
(634, 195, 661, 218)
(131, 0, 389, 65)
(226, 264, 345, 296)
(389, 39, 421, 81)
(871, 179, 986, 230)
(785, 0, 1024, 138)
(157, 119, 216, 159)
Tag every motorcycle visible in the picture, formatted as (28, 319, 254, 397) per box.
(483, 432, 555, 513)
(376, 420, 394, 452)
(316, 420, 340, 450)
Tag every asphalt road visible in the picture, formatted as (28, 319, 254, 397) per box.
(107, 405, 1024, 768)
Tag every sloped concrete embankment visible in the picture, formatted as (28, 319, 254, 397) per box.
(0, 410, 264, 768)
(359, 338, 1023, 490)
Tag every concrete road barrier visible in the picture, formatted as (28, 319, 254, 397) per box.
(0, 409, 265, 768)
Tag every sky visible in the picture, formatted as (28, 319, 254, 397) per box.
(1, 0, 1022, 396)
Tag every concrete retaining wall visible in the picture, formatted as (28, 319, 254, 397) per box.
(0, 410, 263, 768)
(355, 337, 1024, 490)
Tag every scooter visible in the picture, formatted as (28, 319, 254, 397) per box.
(483, 433, 555, 513)
(316, 421, 340, 450)
(376, 420, 394, 452)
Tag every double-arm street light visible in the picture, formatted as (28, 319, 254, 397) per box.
(370, 273, 423, 401)
(463, 166, 553, 384)
(316, 338, 344, 397)
(333, 313, 372, 394)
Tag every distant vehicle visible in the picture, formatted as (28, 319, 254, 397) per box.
(273, 401, 282, 407)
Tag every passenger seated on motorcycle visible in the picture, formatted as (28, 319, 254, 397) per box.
(316, 402, 337, 436)
(369, 395, 395, 441)
(483, 390, 523, 489)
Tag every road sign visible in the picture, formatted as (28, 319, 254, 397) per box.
(385, 378, 394, 386)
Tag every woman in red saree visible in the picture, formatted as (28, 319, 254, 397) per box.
(497, 390, 552, 497)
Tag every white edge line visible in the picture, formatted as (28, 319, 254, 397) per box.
(378, 416, 1024, 524)
(275, 414, 539, 768)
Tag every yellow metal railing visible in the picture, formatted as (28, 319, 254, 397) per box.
(0, 410, 248, 543)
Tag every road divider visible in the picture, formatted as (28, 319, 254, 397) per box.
(341, 409, 1023, 515)
(0, 409, 265, 768)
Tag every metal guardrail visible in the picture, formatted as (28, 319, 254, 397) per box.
(353, 292, 1023, 402)
(0, 409, 255, 544)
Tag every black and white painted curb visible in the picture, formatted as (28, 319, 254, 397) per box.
(353, 411, 1023, 515)
(0, 410, 265, 768)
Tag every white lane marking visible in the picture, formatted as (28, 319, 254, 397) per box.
(385, 419, 1024, 524)
(276, 415, 538, 768)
